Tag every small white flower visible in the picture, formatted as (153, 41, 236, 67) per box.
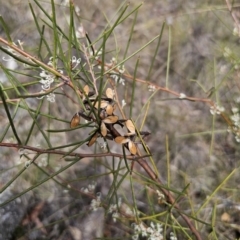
(121, 99, 126, 108)
(147, 227, 154, 234)
(235, 135, 240, 142)
(210, 106, 215, 115)
(217, 106, 225, 114)
(170, 232, 178, 240)
(179, 93, 186, 99)
(38, 68, 56, 100)
(46, 93, 55, 102)
(156, 190, 165, 200)
(108, 204, 116, 214)
(71, 56, 81, 69)
(156, 223, 162, 233)
(75, 5, 80, 16)
(118, 65, 125, 74)
(90, 199, 99, 211)
(232, 107, 239, 114)
(83, 188, 89, 193)
(39, 79, 53, 90)
(148, 85, 156, 92)
(125, 205, 134, 216)
(90, 192, 101, 211)
(112, 212, 119, 222)
(110, 57, 117, 65)
(119, 77, 125, 85)
(150, 222, 155, 229)
(100, 141, 107, 151)
(47, 60, 53, 66)
(111, 74, 125, 85)
(37, 157, 48, 167)
(210, 105, 225, 115)
(141, 231, 148, 237)
(231, 113, 240, 124)
(88, 181, 96, 192)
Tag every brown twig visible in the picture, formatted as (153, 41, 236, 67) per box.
(0, 142, 142, 160)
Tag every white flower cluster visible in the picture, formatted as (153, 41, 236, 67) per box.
(108, 203, 120, 223)
(71, 56, 81, 70)
(90, 192, 102, 211)
(37, 58, 58, 102)
(229, 107, 240, 142)
(170, 232, 178, 240)
(81, 181, 96, 194)
(107, 57, 126, 85)
(37, 156, 48, 167)
(80, 182, 103, 211)
(108, 198, 122, 223)
(118, 64, 125, 74)
(148, 85, 156, 92)
(17, 148, 31, 165)
(111, 74, 125, 85)
(132, 222, 163, 240)
(107, 198, 138, 223)
(121, 99, 126, 108)
(100, 141, 107, 151)
(38, 56, 82, 103)
(39, 69, 55, 91)
(156, 190, 165, 204)
(210, 105, 225, 115)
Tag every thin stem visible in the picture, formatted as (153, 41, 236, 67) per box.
(0, 86, 22, 145)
